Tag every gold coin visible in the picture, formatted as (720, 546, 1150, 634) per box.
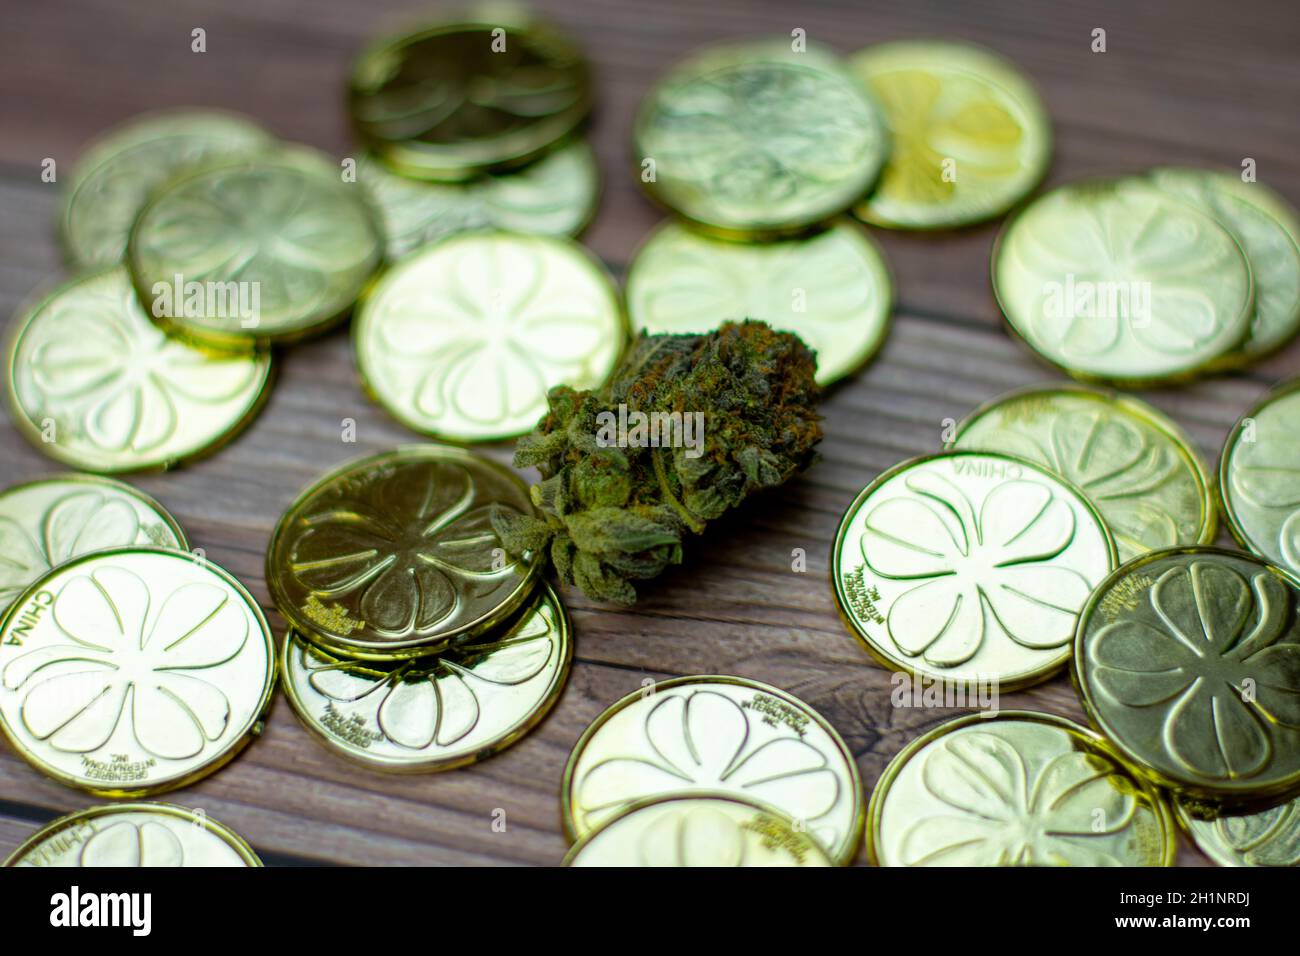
(1149, 168, 1300, 363)
(1175, 795, 1300, 867)
(60, 109, 272, 271)
(6, 267, 272, 473)
(1074, 547, 1300, 803)
(266, 445, 541, 661)
(5, 802, 261, 867)
(951, 384, 1215, 562)
(348, 14, 592, 181)
(625, 218, 892, 386)
(1220, 378, 1300, 579)
(127, 147, 383, 349)
(564, 794, 834, 867)
(354, 232, 625, 442)
(561, 675, 863, 865)
(281, 583, 570, 771)
(0, 474, 187, 618)
(634, 39, 887, 236)
(868, 711, 1175, 866)
(359, 139, 599, 260)
(0, 547, 275, 797)
(834, 451, 1116, 690)
(850, 40, 1051, 230)
(993, 177, 1254, 385)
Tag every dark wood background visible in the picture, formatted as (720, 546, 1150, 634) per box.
(0, 0, 1296, 866)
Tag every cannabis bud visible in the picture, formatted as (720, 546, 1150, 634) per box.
(491, 319, 822, 605)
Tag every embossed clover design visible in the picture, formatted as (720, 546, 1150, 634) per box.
(303, 605, 555, 749)
(636, 805, 752, 867)
(288, 461, 513, 636)
(31, 285, 258, 452)
(1212, 800, 1300, 867)
(902, 731, 1140, 866)
(575, 690, 842, 844)
(862, 471, 1093, 666)
(1, 566, 249, 759)
(0, 491, 145, 609)
(379, 243, 609, 427)
(1231, 409, 1300, 570)
(1090, 561, 1300, 780)
(80, 821, 184, 867)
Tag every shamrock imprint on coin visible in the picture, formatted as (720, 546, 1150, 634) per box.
(1209, 800, 1300, 866)
(1, 566, 249, 759)
(80, 821, 184, 867)
(1230, 400, 1300, 571)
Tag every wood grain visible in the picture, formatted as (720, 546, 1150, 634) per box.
(0, 0, 1296, 866)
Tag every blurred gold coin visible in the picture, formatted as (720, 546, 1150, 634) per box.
(1175, 795, 1300, 867)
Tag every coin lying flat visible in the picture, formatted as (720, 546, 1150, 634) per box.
(850, 40, 1051, 230)
(281, 583, 570, 771)
(869, 711, 1175, 866)
(625, 218, 892, 386)
(127, 147, 383, 349)
(1149, 168, 1300, 363)
(1220, 379, 1300, 579)
(833, 451, 1116, 690)
(354, 231, 625, 442)
(564, 794, 833, 867)
(950, 384, 1215, 562)
(349, 16, 592, 181)
(5, 803, 261, 867)
(635, 39, 887, 236)
(993, 178, 1254, 384)
(0, 547, 275, 796)
(562, 675, 863, 865)
(266, 446, 541, 661)
(0, 475, 187, 618)
(1175, 795, 1300, 867)
(1074, 547, 1300, 804)
(60, 109, 272, 271)
(6, 267, 272, 473)
(360, 139, 599, 260)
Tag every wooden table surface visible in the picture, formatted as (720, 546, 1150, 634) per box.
(0, 0, 1297, 866)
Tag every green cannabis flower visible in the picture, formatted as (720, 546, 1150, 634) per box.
(491, 320, 822, 605)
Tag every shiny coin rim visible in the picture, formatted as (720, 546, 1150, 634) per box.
(265, 445, 542, 661)
(1072, 545, 1300, 803)
(279, 582, 571, 771)
(3, 801, 262, 867)
(0, 546, 277, 797)
(1173, 794, 1300, 868)
(559, 674, 865, 865)
(0, 473, 189, 553)
(562, 792, 836, 867)
(832, 450, 1118, 692)
(949, 382, 1217, 555)
(867, 709, 1177, 866)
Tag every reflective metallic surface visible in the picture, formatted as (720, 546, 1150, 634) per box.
(1176, 795, 1300, 867)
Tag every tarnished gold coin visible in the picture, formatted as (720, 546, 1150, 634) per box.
(281, 583, 569, 770)
(634, 39, 887, 236)
(625, 218, 892, 386)
(951, 384, 1215, 562)
(1221, 379, 1300, 579)
(5, 803, 261, 867)
(993, 178, 1254, 385)
(564, 794, 834, 867)
(348, 14, 592, 181)
(1149, 168, 1300, 363)
(359, 139, 599, 260)
(60, 109, 272, 271)
(0, 547, 275, 796)
(354, 232, 625, 442)
(0, 475, 187, 618)
(6, 267, 272, 474)
(850, 40, 1051, 230)
(561, 675, 863, 865)
(833, 451, 1116, 690)
(869, 711, 1175, 866)
(127, 147, 382, 349)
(1074, 547, 1300, 804)
(266, 446, 540, 661)
(1175, 795, 1300, 867)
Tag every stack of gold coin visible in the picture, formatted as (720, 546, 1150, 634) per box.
(558, 676, 863, 865)
(268, 445, 571, 771)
